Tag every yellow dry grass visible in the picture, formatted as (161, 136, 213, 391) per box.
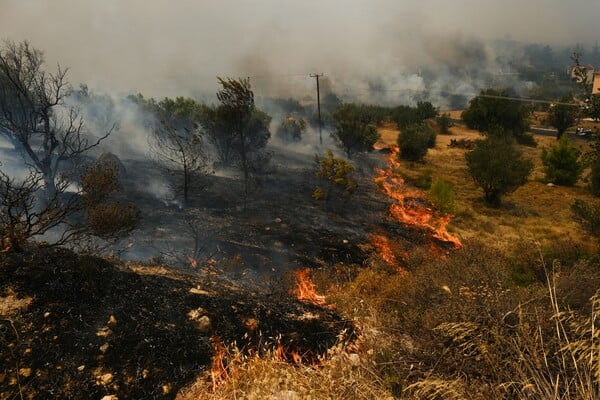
(377, 121, 598, 253)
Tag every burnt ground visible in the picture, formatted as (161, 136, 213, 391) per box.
(0, 247, 354, 399)
(0, 144, 445, 399)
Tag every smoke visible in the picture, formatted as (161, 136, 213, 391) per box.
(2, 1, 599, 106)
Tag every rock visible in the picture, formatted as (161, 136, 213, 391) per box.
(18, 368, 32, 377)
(99, 343, 110, 353)
(101, 395, 118, 400)
(97, 372, 113, 386)
(275, 217, 282, 223)
(77, 365, 85, 372)
(187, 308, 212, 332)
(107, 315, 117, 326)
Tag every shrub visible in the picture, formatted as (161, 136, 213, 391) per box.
(466, 137, 533, 206)
(313, 150, 356, 202)
(428, 179, 456, 214)
(571, 199, 600, 241)
(541, 136, 583, 186)
(589, 160, 600, 196)
(397, 123, 436, 162)
(436, 113, 452, 134)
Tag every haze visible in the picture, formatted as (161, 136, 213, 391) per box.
(2, 0, 600, 99)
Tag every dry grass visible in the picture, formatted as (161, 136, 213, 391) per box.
(177, 338, 394, 400)
(377, 121, 598, 253)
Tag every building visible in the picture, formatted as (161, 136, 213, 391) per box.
(593, 71, 600, 95)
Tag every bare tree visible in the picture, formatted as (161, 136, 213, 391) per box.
(149, 123, 211, 207)
(0, 165, 74, 251)
(0, 160, 140, 252)
(0, 40, 110, 195)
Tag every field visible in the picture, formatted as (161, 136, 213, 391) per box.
(378, 119, 597, 254)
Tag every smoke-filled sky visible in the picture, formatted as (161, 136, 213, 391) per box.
(2, 0, 600, 99)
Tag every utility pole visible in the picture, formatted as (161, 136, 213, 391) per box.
(310, 73, 324, 144)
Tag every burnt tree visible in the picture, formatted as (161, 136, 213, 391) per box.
(0, 41, 110, 195)
(212, 77, 271, 207)
(146, 97, 212, 207)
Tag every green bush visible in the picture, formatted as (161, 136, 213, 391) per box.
(466, 136, 533, 206)
(428, 178, 456, 214)
(589, 161, 600, 196)
(436, 113, 452, 134)
(541, 136, 583, 186)
(313, 150, 356, 202)
(571, 199, 600, 241)
(397, 123, 436, 162)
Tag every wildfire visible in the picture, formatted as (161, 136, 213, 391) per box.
(210, 336, 228, 392)
(376, 145, 461, 250)
(370, 234, 398, 265)
(292, 269, 327, 307)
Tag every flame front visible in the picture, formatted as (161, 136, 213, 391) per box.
(292, 269, 327, 306)
(210, 336, 227, 392)
(376, 145, 461, 250)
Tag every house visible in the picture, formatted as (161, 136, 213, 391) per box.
(570, 63, 595, 84)
(593, 71, 600, 95)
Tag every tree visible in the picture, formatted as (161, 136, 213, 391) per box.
(0, 41, 110, 195)
(211, 77, 271, 205)
(541, 136, 583, 186)
(465, 137, 533, 206)
(587, 94, 600, 121)
(0, 160, 139, 252)
(397, 122, 436, 162)
(548, 97, 579, 140)
(331, 103, 380, 158)
(312, 150, 356, 202)
(0, 166, 73, 251)
(148, 97, 212, 207)
(461, 89, 534, 145)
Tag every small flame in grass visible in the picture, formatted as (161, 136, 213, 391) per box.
(187, 257, 198, 269)
(370, 234, 398, 265)
(292, 269, 327, 306)
(210, 336, 227, 392)
(275, 341, 303, 364)
(376, 145, 461, 250)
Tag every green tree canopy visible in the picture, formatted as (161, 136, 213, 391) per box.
(397, 122, 436, 162)
(331, 103, 380, 158)
(541, 136, 583, 186)
(465, 136, 533, 206)
(548, 97, 579, 140)
(461, 89, 534, 145)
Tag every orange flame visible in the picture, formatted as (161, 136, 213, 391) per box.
(210, 336, 227, 392)
(376, 146, 461, 249)
(188, 256, 198, 269)
(370, 234, 398, 265)
(292, 269, 327, 306)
